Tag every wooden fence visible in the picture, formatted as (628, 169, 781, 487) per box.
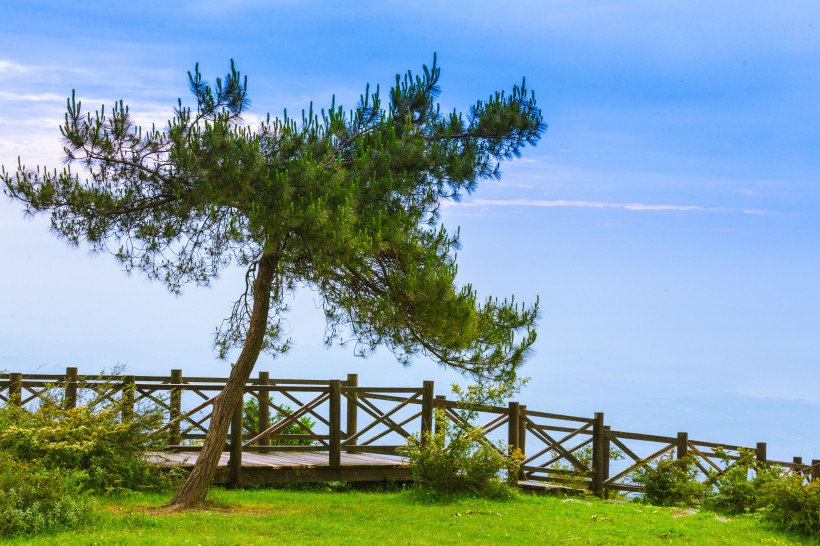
(1, 368, 818, 494)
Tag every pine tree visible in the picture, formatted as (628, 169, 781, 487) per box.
(2, 57, 545, 509)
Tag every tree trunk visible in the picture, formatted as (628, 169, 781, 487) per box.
(166, 252, 278, 510)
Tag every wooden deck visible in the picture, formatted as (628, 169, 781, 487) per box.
(150, 451, 411, 484)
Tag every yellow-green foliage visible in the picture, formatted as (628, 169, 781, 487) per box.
(758, 475, 820, 537)
(400, 380, 524, 498)
(0, 398, 179, 494)
(400, 409, 522, 498)
(633, 454, 707, 507)
(0, 451, 94, 538)
(634, 446, 820, 538)
(705, 447, 784, 515)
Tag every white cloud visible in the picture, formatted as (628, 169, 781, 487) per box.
(447, 198, 766, 214)
(0, 117, 63, 130)
(0, 60, 29, 76)
(0, 91, 64, 103)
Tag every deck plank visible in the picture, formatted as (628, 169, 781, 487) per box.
(149, 450, 411, 484)
(150, 450, 409, 470)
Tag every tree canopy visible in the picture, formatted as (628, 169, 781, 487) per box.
(3, 57, 543, 382)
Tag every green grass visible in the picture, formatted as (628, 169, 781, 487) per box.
(5, 487, 818, 545)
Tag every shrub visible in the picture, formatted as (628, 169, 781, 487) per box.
(399, 381, 524, 499)
(757, 474, 820, 537)
(702, 447, 820, 537)
(0, 390, 181, 493)
(401, 408, 522, 498)
(633, 453, 706, 507)
(0, 451, 94, 537)
(630, 446, 820, 538)
(704, 447, 783, 515)
(242, 397, 317, 446)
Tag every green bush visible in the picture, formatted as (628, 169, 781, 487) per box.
(399, 381, 524, 499)
(0, 394, 180, 493)
(704, 447, 782, 515)
(242, 397, 317, 445)
(633, 453, 706, 507)
(757, 475, 820, 537)
(400, 409, 522, 498)
(701, 448, 820, 537)
(631, 446, 820, 538)
(0, 452, 94, 537)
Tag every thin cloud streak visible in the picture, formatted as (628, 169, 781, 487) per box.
(0, 60, 29, 75)
(448, 198, 766, 215)
(0, 91, 64, 102)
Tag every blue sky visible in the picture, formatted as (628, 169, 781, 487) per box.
(1, 1, 819, 460)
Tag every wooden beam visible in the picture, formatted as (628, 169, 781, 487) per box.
(64, 367, 78, 409)
(169, 369, 182, 445)
(9, 373, 22, 407)
(507, 402, 520, 455)
(122, 375, 135, 420)
(258, 371, 270, 447)
(229, 397, 243, 487)
(591, 412, 605, 497)
(420, 380, 434, 446)
(756, 442, 767, 464)
(677, 432, 689, 459)
(346, 373, 358, 448)
(329, 380, 341, 466)
(602, 425, 612, 497)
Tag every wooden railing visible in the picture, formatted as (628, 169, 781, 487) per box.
(1, 367, 818, 494)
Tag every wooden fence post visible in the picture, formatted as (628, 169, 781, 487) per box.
(518, 404, 528, 480)
(434, 395, 447, 435)
(258, 371, 270, 447)
(169, 369, 182, 446)
(228, 397, 243, 488)
(677, 432, 689, 459)
(122, 375, 135, 420)
(603, 425, 612, 497)
(507, 402, 520, 456)
(9, 372, 22, 407)
(791, 456, 807, 478)
(592, 412, 605, 497)
(421, 380, 434, 446)
(756, 442, 767, 465)
(65, 367, 78, 410)
(346, 373, 358, 449)
(329, 380, 341, 466)
(811, 459, 820, 483)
